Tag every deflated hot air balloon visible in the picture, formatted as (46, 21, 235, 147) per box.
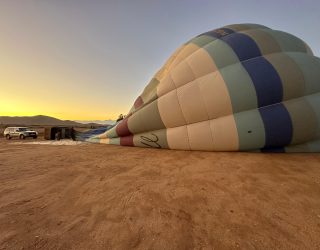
(78, 23, 320, 152)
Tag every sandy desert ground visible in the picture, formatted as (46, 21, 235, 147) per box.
(0, 138, 320, 250)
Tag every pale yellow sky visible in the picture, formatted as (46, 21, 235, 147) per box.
(0, 61, 131, 120)
(0, 1, 158, 120)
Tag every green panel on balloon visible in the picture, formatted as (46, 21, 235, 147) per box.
(234, 110, 266, 151)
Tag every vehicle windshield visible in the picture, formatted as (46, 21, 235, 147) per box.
(18, 128, 30, 131)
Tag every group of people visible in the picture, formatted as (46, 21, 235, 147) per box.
(116, 114, 125, 122)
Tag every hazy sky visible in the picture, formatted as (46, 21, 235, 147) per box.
(1, 0, 319, 120)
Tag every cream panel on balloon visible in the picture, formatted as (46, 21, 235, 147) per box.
(185, 48, 217, 79)
(167, 125, 190, 150)
(198, 71, 233, 120)
(170, 60, 196, 88)
(164, 45, 186, 70)
(187, 120, 214, 151)
(162, 45, 185, 72)
(171, 43, 200, 67)
(210, 115, 239, 151)
(177, 79, 209, 124)
(158, 89, 186, 128)
(157, 73, 176, 97)
(140, 78, 159, 104)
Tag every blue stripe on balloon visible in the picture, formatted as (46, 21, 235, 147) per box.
(202, 30, 284, 108)
(242, 57, 283, 107)
(259, 104, 293, 148)
(221, 32, 261, 61)
(201, 28, 262, 62)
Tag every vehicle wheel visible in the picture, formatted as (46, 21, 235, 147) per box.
(33, 136, 37, 139)
(6, 134, 11, 140)
(19, 134, 25, 140)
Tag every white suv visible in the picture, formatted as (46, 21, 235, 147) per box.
(4, 127, 38, 140)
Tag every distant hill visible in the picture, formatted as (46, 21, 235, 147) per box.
(0, 115, 109, 126)
(74, 120, 115, 125)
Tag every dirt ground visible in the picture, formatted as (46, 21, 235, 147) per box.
(0, 138, 320, 250)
